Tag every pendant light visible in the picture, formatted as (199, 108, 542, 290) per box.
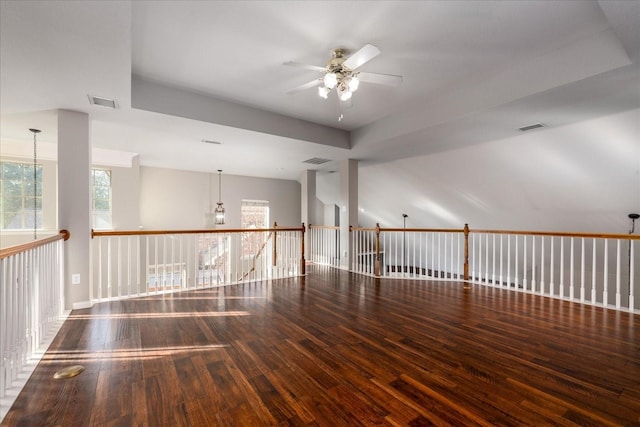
(215, 169, 225, 225)
(29, 128, 41, 240)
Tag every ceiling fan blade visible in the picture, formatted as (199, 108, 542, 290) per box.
(286, 79, 322, 95)
(283, 61, 326, 73)
(357, 72, 403, 86)
(343, 44, 381, 70)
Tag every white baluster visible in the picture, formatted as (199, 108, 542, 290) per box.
(549, 236, 555, 297)
(439, 232, 443, 279)
(603, 239, 609, 307)
(615, 239, 621, 309)
(560, 237, 564, 298)
(507, 235, 511, 287)
(523, 235, 528, 291)
(570, 237, 575, 300)
(580, 238, 585, 302)
(499, 235, 503, 287)
(514, 235, 518, 288)
(117, 236, 122, 298)
(98, 238, 103, 301)
(630, 240, 635, 312)
(107, 237, 112, 299)
(492, 234, 496, 286)
(591, 238, 597, 305)
(531, 235, 536, 293)
(484, 233, 489, 283)
(540, 236, 545, 294)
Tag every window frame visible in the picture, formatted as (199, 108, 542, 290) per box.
(92, 168, 113, 230)
(240, 200, 270, 258)
(0, 160, 44, 230)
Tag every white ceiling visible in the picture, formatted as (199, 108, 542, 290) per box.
(1, 1, 639, 231)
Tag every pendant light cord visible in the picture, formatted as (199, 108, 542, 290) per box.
(218, 170, 222, 204)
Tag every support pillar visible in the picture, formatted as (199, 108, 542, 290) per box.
(339, 159, 358, 270)
(58, 110, 92, 309)
(301, 170, 316, 259)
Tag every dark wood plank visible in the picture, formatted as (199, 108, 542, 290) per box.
(2, 265, 640, 426)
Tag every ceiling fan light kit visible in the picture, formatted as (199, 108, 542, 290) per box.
(285, 44, 403, 120)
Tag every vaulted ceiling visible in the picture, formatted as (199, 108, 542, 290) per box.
(1, 1, 639, 232)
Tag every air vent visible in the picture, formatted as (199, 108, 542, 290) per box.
(519, 123, 545, 132)
(88, 95, 117, 109)
(202, 139, 222, 145)
(302, 157, 331, 165)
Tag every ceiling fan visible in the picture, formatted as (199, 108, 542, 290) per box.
(284, 44, 402, 121)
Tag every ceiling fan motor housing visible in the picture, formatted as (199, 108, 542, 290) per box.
(328, 48, 350, 74)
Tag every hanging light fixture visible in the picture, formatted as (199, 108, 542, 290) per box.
(314, 49, 363, 104)
(215, 169, 225, 225)
(29, 128, 41, 240)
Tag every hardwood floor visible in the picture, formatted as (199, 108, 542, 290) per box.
(2, 265, 640, 426)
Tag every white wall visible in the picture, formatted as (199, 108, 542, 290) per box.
(139, 166, 301, 230)
(0, 153, 139, 248)
(357, 109, 640, 233)
(107, 156, 140, 230)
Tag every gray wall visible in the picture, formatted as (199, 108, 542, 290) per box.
(139, 166, 301, 230)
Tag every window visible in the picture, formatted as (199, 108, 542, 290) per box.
(92, 169, 112, 229)
(0, 161, 43, 230)
(241, 200, 269, 257)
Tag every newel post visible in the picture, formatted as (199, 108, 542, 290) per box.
(463, 223, 470, 281)
(375, 223, 381, 277)
(273, 222, 278, 267)
(301, 223, 306, 275)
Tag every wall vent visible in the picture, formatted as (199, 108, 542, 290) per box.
(88, 95, 117, 109)
(519, 123, 545, 132)
(302, 157, 331, 165)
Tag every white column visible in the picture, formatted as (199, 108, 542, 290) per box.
(339, 159, 358, 270)
(301, 170, 317, 259)
(58, 110, 92, 309)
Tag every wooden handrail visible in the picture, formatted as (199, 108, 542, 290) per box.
(352, 225, 640, 240)
(0, 229, 70, 259)
(469, 229, 640, 240)
(309, 225, 340, 230)
(92, 226, 303, 238)
(381, 227, 464, 233)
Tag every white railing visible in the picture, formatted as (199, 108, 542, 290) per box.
(308, 225, 340, 267)
(351, 226, 465, 280)
(0, 230, 69, 400)
(321, 224, 640, 312)
(469, 230, 640, 312)
(91, 225, 304, 302)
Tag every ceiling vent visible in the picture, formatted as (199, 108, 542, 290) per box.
(519, 123, 545, 132)
(302, 157, 331, 165)
(202, 139, 222, 145)
(88, 95, 117, 109)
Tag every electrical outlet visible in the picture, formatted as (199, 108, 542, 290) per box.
(72, 274, 81, 285)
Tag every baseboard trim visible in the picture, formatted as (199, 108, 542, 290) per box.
(72, 301, 93, 310)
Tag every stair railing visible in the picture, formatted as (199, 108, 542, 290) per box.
(0, 230, 70, 399)
(91, 224, 304, 302)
